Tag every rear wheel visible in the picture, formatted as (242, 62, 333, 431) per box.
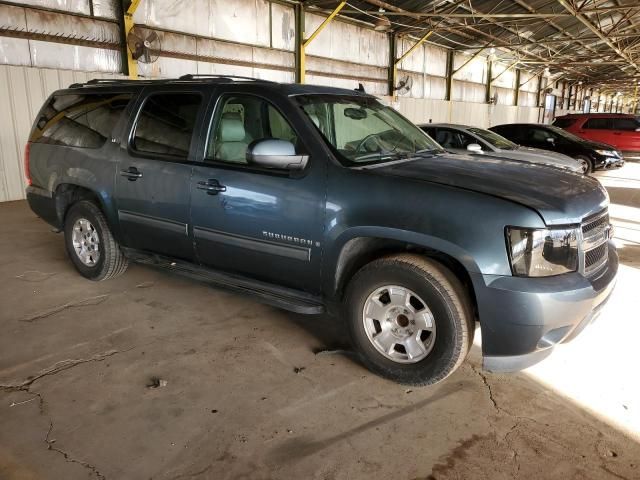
(575, 155, 593, 174)
(64, 200, 128, 281)
(345, 254, 474, 385)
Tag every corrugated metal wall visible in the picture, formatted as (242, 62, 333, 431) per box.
(0, 65, 124, 202)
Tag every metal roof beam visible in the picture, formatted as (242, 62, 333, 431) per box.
(558, 0, 640, 74)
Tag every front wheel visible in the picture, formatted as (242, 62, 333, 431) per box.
(345, 254, 474, 386)
(64, 200, 128, 281)
(575, 155, 593, 174)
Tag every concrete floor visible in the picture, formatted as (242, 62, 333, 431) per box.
(1, 165, 640, 480)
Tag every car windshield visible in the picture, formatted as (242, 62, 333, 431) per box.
(296, 94, 442, 166)
(467, 127, 517, 150)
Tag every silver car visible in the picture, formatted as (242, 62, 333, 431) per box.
(420, 123, 584, 174)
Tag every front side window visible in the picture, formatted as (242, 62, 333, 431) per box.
(132, 93, 202, 158)
(584, 118, 611, 130)
(206, 95, 298, 164)
(296, 95, 440, 166)
(30, 93, 132, 148)
(468, 128, 516, 150)
(435, 129, 465, 149)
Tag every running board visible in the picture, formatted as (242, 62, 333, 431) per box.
(123, 249, 324, 315)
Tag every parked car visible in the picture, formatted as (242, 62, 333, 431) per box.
(26, 76, 617, 386)
(490, 123, 624, 173)
(419, 123, 583, 173)
(553, 113, 640, 159)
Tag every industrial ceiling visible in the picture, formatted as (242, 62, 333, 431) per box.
(307, 0, 640, 93)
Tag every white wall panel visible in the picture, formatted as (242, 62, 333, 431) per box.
(492, 62, 515, 89)
(452, 80, 485, 103)
(398, 97, 542, 129)
(134, 0, 276, 48)
(425, 45, 447, 77)
(453, 54, 486, 84)
(0, 38, 32, 66)
(495, 86, 514, 105)
(0, 65, 124, 202)
(397, 38, 424, 73)
(29, 41, 121, 72)
(14, 0, 91, 15)
(304, 13, 388, 67)
(270, 2, 295, 51)
(425, 75, 446, 100)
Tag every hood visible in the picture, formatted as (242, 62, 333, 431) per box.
(580, 139, 617, 151)
(372, 154, 608, 225)
(494, 147, 582, 172)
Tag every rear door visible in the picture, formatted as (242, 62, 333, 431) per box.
(114, 86, 209, 260)
(611, 117, 640, 153)
(189, 86, 327, 293)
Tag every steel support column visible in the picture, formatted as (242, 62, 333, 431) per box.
(124, 0, 141, 79)
(445, 49, 454, 101)
(299, 1, 346, 84)
(485, 58, 493, 104)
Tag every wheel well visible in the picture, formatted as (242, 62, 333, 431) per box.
(54, 184, 102, 225)
(334, 237, 478, 321)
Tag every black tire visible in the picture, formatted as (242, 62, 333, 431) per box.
(345, 254, 474, 386)
(64, 200, 128, 281)
(575, 155, 593, 174)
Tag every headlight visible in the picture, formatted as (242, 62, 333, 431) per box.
(506, 227, 579, 277)
(595, 149, 618, 157)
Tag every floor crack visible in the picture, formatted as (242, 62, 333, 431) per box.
(1, 349, 124, 391)
(46, 421, 106, 480)
(20, 294, 110, 322)
(470, 364, 499, 412)
(1, 347, 136, 480)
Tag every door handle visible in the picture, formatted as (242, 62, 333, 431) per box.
(120, 167, 143, 181)
(613, 132, 622, 135)
(197, 179, 226, 195)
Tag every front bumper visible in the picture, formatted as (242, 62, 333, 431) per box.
(595, 156, 624, 170)
(471, 242, 618, 372)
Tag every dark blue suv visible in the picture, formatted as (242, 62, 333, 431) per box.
(25, 75, 617, 385)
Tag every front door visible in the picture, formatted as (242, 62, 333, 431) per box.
(579, 117, 613, 145)
(190, 88, 326, 293)
(115, 88, 209, 260)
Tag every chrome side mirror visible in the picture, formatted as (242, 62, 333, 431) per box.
(466, 143, 482, 152)
(246, 139, 309, 170)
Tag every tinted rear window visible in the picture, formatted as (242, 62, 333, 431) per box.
(131, 93, 203, 158)
(552, 118, 575, 128)
(612, 118, 640, 131)
(30, 93, 132, 148)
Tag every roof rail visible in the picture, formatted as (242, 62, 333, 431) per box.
(178, 74, 276, 83)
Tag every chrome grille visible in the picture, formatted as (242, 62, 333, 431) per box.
(581, 209, 610, 276)
(582, 211, 610, 235)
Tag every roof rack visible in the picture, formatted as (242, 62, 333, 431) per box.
(69, 74, 277, 89)
(178, 74, 276, 83)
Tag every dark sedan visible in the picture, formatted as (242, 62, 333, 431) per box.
(489, 123, 624, 174)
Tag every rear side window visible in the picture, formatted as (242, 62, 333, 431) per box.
(552, 118, 575, 128)
(612, 118, 640, 131)
(131, 93, 202, 158)
(583, 118, 611, 129)
(30, 93, 132, 148)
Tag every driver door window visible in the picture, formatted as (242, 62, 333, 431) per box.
(207, 95, 298, 164)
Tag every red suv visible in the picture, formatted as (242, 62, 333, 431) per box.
(553, 113, 640, 159)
